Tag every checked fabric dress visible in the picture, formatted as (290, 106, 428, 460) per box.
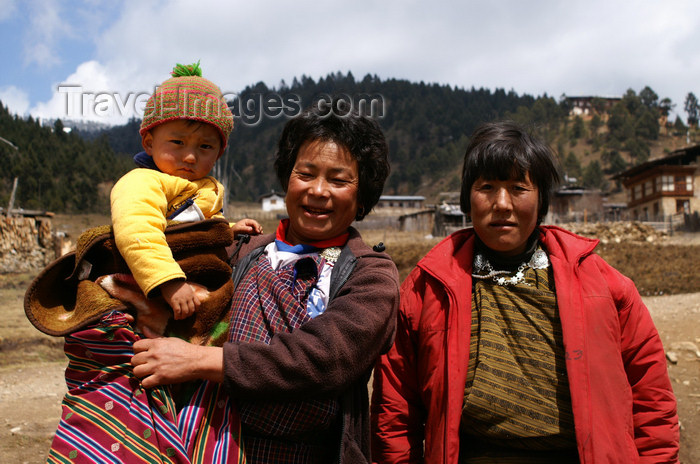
(227, 252, 340, 464)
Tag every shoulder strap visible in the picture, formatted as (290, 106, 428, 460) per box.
(329, 245, 357, 301)
(231, 245, 266, 289)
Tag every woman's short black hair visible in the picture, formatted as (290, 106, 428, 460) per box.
(274, 104, 390, 221)
(459, 121, 561, 223)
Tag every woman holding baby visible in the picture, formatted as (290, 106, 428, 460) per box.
(132, 105, 399, 463)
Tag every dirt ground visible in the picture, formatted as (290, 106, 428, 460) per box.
(1, 230, 699, 463)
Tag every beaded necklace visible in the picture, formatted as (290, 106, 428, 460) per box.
(472, 248, 550, 286)
(319, 246, 342, 263)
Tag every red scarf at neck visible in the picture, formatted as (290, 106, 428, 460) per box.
(275, 219, 349, 249)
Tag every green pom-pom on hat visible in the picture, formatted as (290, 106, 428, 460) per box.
(171, 61, 202, 78)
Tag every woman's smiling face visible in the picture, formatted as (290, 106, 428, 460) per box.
(284, 139, 360, 245)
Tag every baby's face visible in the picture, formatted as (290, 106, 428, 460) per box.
(142, 120, 222, 181)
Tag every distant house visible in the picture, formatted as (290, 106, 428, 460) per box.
(566, 96, 620, 119)
(375, 195, 425, 209)
(549, 187, 604, 223)
(398, 210, 435, 234)
(433, 203, 467, 236)
(612, 145, 700, 222)
(260, 190, 285, 212)
(602, 203, 628, 222)
(397, 204, 467, 237)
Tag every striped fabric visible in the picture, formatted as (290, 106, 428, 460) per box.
(227, 254, 340, 463)
(460, 249, 578, 462)
(178, 380, 245, 463)
(47, 311, 244, 464)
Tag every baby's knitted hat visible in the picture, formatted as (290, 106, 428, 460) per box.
(140, 62, 233, 152)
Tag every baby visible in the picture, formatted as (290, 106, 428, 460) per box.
(110, 62, 261, 322)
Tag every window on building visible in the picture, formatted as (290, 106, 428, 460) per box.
(675, 175, 689, 192)
(633, 184, 642, 200)
(661, 175, 674, 192)
(676, 199, 690, 214)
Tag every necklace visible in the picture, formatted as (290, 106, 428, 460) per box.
(472, 249, 549, 286)
(320, 247, 342, 263)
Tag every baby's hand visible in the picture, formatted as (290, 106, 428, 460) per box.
(160, 280, 200, 320)
(232, 218, 263, 237)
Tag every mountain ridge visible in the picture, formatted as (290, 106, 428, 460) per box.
(1, 72, 693, 212)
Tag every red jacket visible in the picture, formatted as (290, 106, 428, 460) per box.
(371, 226, 679, 464)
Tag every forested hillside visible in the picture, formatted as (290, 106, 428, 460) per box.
(0, 104, 132, 213)
(219, 73, 559, 201)
(89, 72, 541, 202)
(1, 73, 691, 212)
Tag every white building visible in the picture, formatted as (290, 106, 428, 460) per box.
(260, 190, 286, 212)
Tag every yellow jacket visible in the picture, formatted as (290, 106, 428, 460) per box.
(110, 168, 225, 296)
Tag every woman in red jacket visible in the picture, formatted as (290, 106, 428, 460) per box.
(371, 121, 679, 463)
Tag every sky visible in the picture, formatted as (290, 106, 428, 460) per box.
(1, 0, 699, 127)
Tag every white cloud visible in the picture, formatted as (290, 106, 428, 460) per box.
(0, 86, 30, 115)
(30, 60, 147, 125)
(0, 0, 17, 21)
(23, 0, 73, 67)
(21, 0, 700, 124)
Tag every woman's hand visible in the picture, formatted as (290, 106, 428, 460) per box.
(131, 337, 224, 388)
